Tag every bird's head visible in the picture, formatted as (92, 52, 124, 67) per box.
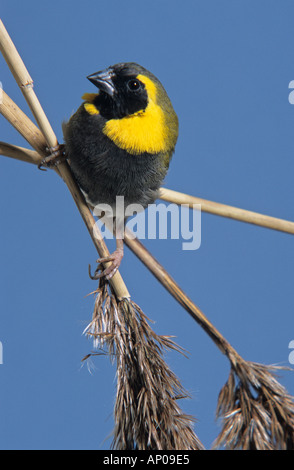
(83, 62, 178, 156)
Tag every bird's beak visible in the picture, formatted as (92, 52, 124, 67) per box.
(87, 68, 116, 97)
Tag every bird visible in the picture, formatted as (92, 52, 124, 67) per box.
(46, 62, 178, 279)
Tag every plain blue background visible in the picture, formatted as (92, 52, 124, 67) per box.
(1, 0, 294, 450)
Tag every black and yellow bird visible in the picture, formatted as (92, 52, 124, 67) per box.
(61, 62, 178, 279)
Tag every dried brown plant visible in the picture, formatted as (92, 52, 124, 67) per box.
(214, 357, 294, 449)
(83, 277, 204, 450)
(1, 19, 294, 451)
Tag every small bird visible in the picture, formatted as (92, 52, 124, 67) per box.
(62, 62, 178, 279)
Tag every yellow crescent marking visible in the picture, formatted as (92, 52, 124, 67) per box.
(103, 75, 169, 155)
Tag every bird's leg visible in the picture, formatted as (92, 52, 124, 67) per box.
(89, 220, 125, 281)
(38, 144, 66, 170)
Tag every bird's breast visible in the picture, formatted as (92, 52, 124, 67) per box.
(102, 100, 169, 155)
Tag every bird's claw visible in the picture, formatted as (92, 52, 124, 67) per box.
(38, 144, 66, 170)
(89, 249, 124, 281)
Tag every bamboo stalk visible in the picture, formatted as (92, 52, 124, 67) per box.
(159, 187, 294, 235)
(0, 23, 130, 300)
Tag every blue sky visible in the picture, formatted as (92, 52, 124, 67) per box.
(1, 0, 294, 450)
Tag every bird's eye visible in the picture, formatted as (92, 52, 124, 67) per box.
(127, 79, 141, 92)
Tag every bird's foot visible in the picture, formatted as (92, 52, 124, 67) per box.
(38, 144, 66, 170)
(89, 248, 124, 281)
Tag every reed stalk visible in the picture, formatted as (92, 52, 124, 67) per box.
(0, 18, 205, 450)
(159, 187, 294, 235)
(2, 137, 293, 237)
(0, 141, 41, 165)
(3, 133, 294, 450)
(0, 137, 266, 364)
(2, 18, 294, 450)
(0, 24, 129, 300)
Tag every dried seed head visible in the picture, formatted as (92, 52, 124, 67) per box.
(83, 278, 204, 450)
(214, 361, 294, 450)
